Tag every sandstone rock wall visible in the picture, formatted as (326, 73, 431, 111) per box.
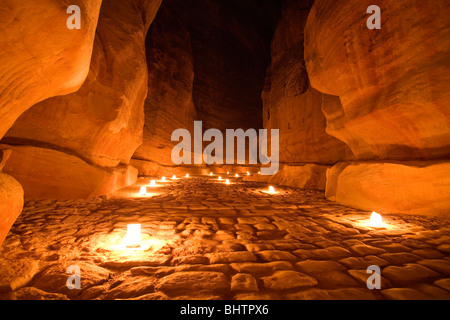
(0, 0, 102, 246)
(305, 0, 450, 161)
(1, 145, 137, 200)
(263, 0, 351, 165)
(171, 0, 280, 131)
(304, 0, 450, 215)
(5, 0, 162, 168)
(326, 161, 450, 216)
(0, 0, 102, 140)
(2, 0, 162, 199)
(0, 150, 24, 246)
(244, 164, 329, 191)
(131, 0, 281, 172)
(132, 4, 198, 167)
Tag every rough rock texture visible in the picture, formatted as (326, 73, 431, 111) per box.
(0, 259, 39, 293)
(0, 150, 11, 171)
(0, 172, 24, 246)
(131, 0, 280, 173)
(326, 161, 450, 216)
(263, 0, 350, 164)
(243, 164, 329, 190)
(2, 0, 162, 201)
(304, 0, 450, 161)
(0, 0, 102, 140)
(303, 0, 450, 216)
(148, 0, 278, 159)
(5, 0, 162, 168)
(132, 4, 197, 167)
(0, 149, 24, 246)
(133, 0, 279, 174)
(1, 145, 137, 200)
(170, 0, 280, 131)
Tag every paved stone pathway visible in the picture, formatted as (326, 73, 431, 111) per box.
(1, 175, 449, 300)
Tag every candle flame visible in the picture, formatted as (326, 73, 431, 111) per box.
(225, 179, 231, 185)
(218, 176, 222, 181)
(161, 176, 166, 182)
(186, 174, 189, 178)
(172, 175, 177, 179)
(369, 211, 383, 228)
(247, 171, 250, 175)
(268, 186, 275, 194)
(139, 186, 147, 196)
(235, 174, 239, 177)
(124, 224, 141, 248)
(149, 180, 156, 187)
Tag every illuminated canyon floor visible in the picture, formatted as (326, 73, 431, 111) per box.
(1, 175, 450, 300)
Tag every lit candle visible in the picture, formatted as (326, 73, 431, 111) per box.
(161, 176, 166, 182)
(139, 186, 147, 197)
(186, 173, 189, 178)
(247, 171, 250, 175)
(258, 171, 261, 175)
(149, 180, 156, 187)
(124, 224, 141, 248)
(218, 176, 222, 181)
(210, 172, 213, 176)
(172, 175, 177, 179)
(235, 173, 239, 177)
(225, 179, 231, 185)
(268, 186, 275, 194)
(227, 172, 230, 175)
(369, 211, 383, 228)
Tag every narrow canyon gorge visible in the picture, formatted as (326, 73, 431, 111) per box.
(0, 0, 449, 301)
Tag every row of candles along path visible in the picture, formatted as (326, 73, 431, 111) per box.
(139, 171, 276, 197)
(123, 213, 385, 249)
(126, 171, 271, 248)
(124, 173, 386, 248)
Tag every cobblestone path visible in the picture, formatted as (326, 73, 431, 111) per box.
(1, 175, 449, 300)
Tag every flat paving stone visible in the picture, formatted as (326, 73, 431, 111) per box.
(207, 252, 257, 264)
(434, 278, 450, 291)
(382, 264, 441, 286)
(230, 261, 294, 277)
(231, 273, 259, 292)
(261, 270, 318, 290)
(255, 250, 297, 262)
(379, 252, 422, 265)
(417, 259, 450, 275)
(350, 245, 387, 257)
(155, 271, 229, 296)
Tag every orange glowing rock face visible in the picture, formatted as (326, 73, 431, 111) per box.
(124, 224, 141, 248)
(369, 211, 383, 228)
